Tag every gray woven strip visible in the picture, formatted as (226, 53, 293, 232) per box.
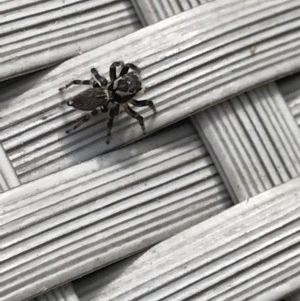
(0, 143, 20, 192)
(0, 123, 231, 301)
(73, 177, 300, 301)
(0, 0, 140, 81)
(1, 0, 299, 182)
(192, 83, 300, 202)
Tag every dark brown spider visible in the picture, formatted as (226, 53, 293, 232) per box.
(59, 61, 156, 144)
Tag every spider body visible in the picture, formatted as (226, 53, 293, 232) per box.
(59, 61, 156, 144)
(111, 73, 144, 103)
(69, 87, 110, 111)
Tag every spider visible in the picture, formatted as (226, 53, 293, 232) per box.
(59, 61, 156, 144)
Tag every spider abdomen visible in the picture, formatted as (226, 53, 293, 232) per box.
(68, 87, 110, 111)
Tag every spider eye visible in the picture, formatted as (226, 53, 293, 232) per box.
(129, 88, 134, 93)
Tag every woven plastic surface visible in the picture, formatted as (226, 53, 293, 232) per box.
(1, 1, 300, 301)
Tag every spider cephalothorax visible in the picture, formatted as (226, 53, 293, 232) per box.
(59, 61, 156, 144)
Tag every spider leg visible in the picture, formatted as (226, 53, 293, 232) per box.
(100, 106, 109, 113)
(106, 104, 120, 144)
(129, 99, 157, 114)
(109, 61, 124, 81)
(91, 68, 108, 87)
(66, 109, 98, 134)
(120, 63, 141, 76)
(59, 80, 91, 91)
(123, 103, 146, 135)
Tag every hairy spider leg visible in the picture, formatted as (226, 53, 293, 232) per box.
(109, 61, 125, 81)
(91, 68, 108, 87)
(123, 103, 146, 135)
(106, 104, 120, 144)
(119, 63, 141, 76)
(59, 79, 92, 91)
(130, 99, 157, 114)
(66, 109, 99, 134)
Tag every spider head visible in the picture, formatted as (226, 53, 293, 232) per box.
(112, 73, 145, 100)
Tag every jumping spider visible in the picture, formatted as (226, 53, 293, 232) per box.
(59, 61, 156, 144)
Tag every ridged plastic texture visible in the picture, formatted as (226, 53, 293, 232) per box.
(0, 123, 231, 301)
(74, 177, 300, 301)
(36, 284, 80, 301)
(1, 0, 300, 183)
(73, 81, 300, 301)
(0, 0, 140, 81)
(0, 125, 76, 301)
(130, 0, 204, 25)
(0, 143, 20, 192)
(279, 73, 300, 126)
(192, 83, 300, 203)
